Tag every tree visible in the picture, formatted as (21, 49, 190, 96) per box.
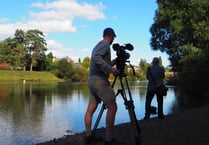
(11, 43, 26, 69)
(150, 0, 209, 96)
(14, 29, 27, 70)
(71, 65, 89, 81)
(150, 0, 209, 70)
(139, 59, 150, 72)
(138, 59, 150, 80)
(25, 29, 47, 71)
(0, 39, 13, 63)
(78, 58, 81, 64)
(45, 52, 54, 71)
(56, 58, 74, 80)
(0, 37, 24, 69)
(81, 57, 90, 69)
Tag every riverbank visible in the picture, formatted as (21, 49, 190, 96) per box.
(0, 70, 61, 81)
(36, 105, 209, 145)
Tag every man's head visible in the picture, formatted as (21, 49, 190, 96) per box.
(103, 27, 116, 44)
(152, 57, 160, 64)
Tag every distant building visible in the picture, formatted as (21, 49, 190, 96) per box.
(127, 66, 140, 73)
(52, 56, 57, 62)
(0, 62, 9, 70)
(66, 56, 74, 63)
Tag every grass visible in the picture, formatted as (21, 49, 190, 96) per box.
(0, 70, 62, 82)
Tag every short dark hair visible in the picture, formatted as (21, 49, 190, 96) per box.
(103, 27, 116, 37)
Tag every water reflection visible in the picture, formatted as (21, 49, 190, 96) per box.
(0, 81, 176, 145)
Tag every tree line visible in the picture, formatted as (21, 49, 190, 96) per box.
(1, 29, 161, 81)
(1, 27, 173, 82)
(0, 29, 90, 81)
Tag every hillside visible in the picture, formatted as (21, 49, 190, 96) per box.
(0, 70, 61, 81)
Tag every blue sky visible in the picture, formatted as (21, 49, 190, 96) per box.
(0, 0, 169, 66)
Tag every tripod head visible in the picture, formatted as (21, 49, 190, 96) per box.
(115, 61, 136, 77)
(112, 43, 135, 76)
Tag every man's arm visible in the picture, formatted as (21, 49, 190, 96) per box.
(92, 41, 112, 75)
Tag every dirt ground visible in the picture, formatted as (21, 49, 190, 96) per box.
(36, 105, 209, 145)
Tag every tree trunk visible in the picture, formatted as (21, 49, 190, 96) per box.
(30, 61, 33, 71)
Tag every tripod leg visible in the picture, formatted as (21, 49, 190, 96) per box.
(119, 76, 141, 145)
(125, 101, 141, 145)
(92, 103, 106, 135)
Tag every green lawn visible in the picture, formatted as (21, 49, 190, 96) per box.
(0, 70, 61, 81)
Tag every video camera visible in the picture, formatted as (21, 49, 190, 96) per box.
(112, 43, 134, 75)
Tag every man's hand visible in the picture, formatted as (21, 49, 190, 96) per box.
(110, 67, 119, 76)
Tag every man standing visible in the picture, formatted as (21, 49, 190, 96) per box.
(144, 57, 165, 119)
(84, 28, 123, 145)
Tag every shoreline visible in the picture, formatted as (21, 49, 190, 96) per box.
(36, 105, 209, 145)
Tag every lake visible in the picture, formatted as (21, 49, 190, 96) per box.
(0, 80, 177, 145)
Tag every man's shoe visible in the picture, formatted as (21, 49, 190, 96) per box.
(158, 115, 165, 119)
(85, 135, 94, 145)
(104, 138, 126, 145)
(85, 134, 104, 145)
(144, 116, 150, 120)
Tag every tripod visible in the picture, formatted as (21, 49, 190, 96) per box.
(92, 73, 141, 145)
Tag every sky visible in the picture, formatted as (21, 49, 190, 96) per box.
(0, 0, 170, 66)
